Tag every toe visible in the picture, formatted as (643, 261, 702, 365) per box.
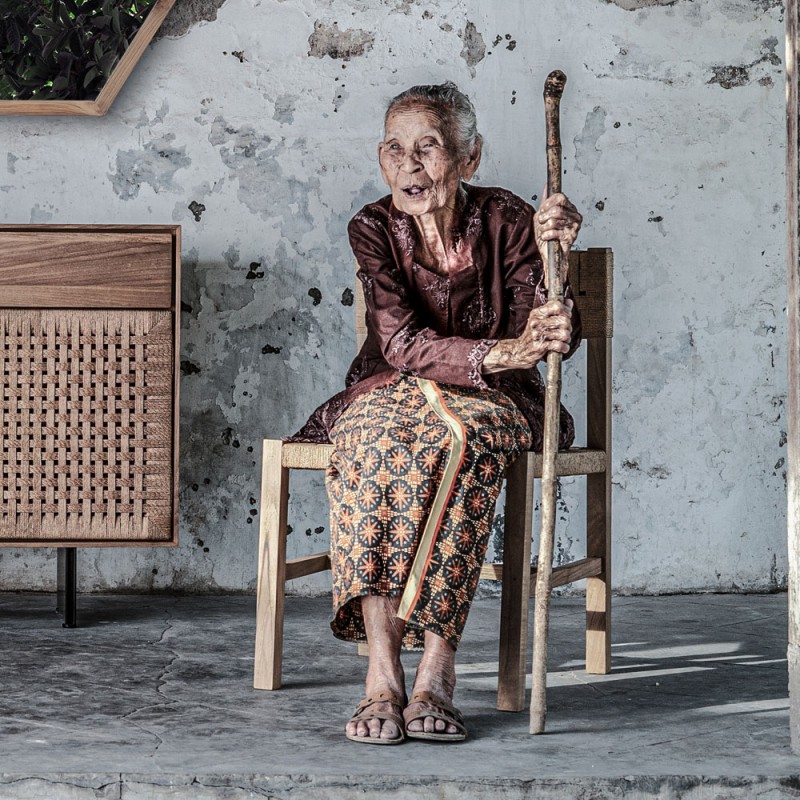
(356, 720, 369, 738)
(380, 719, 400, 740)
(423, 715, 436, 734)
(367, 718, 382, 739)
(434, 718, 446, 732)
(406, 717, 423, 732)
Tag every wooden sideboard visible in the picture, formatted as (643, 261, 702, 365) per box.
(0, 225, 181, 619)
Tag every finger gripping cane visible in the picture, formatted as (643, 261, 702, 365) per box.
(530, 69, 567, 735)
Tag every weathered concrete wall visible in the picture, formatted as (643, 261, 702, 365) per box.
(0, 0, 788, 594)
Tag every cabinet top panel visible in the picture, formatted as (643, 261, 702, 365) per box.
(0, 230, 177, 309)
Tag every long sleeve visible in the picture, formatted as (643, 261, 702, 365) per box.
(348, 214, 496, 389)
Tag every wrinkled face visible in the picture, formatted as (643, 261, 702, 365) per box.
(378, 105, 479, 218)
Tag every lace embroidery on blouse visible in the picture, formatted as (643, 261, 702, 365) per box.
(352, 208, 384, 232)
(467, 338, 496, 389)
(389, 215, 416, 255)
(422, 274, 450, 310)
(462, 282, 497, 335)
(390, 323, 432, 356)
(493, 187, 526, 218)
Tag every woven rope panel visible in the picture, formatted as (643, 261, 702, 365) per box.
(1, 310, 173, 542)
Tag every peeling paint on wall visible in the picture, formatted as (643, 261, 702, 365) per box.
(110, 134, 191, 201)
(156, 0, 229, 39)
(308, 21, 375, 61)
(459, 21, 486, 77)
(573, 106, 607, 178)
(707, 37, 782, 89)
(604, 0, 680, 8)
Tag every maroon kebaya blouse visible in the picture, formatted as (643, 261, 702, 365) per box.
(289, 184, 581, 449)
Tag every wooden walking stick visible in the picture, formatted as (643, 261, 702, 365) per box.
(530, 69, 567, 735)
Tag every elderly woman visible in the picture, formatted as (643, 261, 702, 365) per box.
(290, 82, 582, 744)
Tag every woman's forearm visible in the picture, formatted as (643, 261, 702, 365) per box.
(482, 340, 540, 374)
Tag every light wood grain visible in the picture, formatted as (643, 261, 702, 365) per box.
(171, 226, 182, 540)
(0, 231, 173, 308)
(570, 249, 614, 339)
(496, 452, 536, 711)
(95, 0, 177, 114)
(0, 99, 100, 116)
(254, 439, 289, 690)
(285, 552, 331, 581)
(586, 336, 613, 674)
(480, 557, 603, 589)
(281, 440, 607, 475)
(281, 442, 334, 470)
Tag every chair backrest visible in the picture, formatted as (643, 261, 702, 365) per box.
(352, 247, 613, 351)
(568, 248, 613, 340)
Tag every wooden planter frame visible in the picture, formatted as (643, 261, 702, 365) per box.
(0, 0, 176, 117)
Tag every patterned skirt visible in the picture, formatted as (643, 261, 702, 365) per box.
(326, 373, 532, 650)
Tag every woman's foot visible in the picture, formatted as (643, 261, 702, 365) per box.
(346, 595, 406, 743)
(405, 632, 463, 738)
(345, 677, 406, 743)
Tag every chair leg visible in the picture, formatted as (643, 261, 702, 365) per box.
(497, 452, 536, 712)
(254, 439, 289, 690)
(586, 469, 611, 674)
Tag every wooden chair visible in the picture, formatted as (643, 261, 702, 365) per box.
(254, 248, 613, 712)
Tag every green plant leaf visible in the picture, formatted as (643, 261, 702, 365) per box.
(6, 18, 21, 53)
(2, 0, 155, 100)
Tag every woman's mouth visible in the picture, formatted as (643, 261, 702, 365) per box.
(403, 185, 429, 197)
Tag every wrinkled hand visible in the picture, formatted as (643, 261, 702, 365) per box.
(482, 299, 574, 374)
(534, 188, 582, 287)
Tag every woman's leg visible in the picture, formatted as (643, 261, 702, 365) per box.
(405, 630, 460, 735)
(345, 595, 407, 741)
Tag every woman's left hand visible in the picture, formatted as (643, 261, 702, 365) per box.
(533, 189, 582, 286)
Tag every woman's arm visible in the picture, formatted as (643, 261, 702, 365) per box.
(349, 212, 497, 389)
(485, 202, 581, 373)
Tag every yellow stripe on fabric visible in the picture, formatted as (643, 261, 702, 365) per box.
(397, 378, 467, 623)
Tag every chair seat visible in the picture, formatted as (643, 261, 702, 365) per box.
(280, 440, 607, 476)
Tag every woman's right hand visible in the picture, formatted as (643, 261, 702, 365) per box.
(482, 299, 574, 374)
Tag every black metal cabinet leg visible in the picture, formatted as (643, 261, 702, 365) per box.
(56, 548, 77, 628)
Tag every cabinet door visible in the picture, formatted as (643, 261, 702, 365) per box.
(0, 227, 179, 546)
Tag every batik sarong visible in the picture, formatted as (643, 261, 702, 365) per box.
(326, 372, 532, 650)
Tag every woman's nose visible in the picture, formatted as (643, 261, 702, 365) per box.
(400, 151, 423, 172)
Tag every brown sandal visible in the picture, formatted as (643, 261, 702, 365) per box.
(403, 690, 467, 742)
(345, 691, 407, 745)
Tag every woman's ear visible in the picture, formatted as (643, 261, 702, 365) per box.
(377, 142, 391, 187)
(461, 137, 482, 181)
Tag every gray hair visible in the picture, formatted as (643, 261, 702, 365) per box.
(385, 81, 482, 160)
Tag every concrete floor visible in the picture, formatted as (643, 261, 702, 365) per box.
(0, 591, 797, 799)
